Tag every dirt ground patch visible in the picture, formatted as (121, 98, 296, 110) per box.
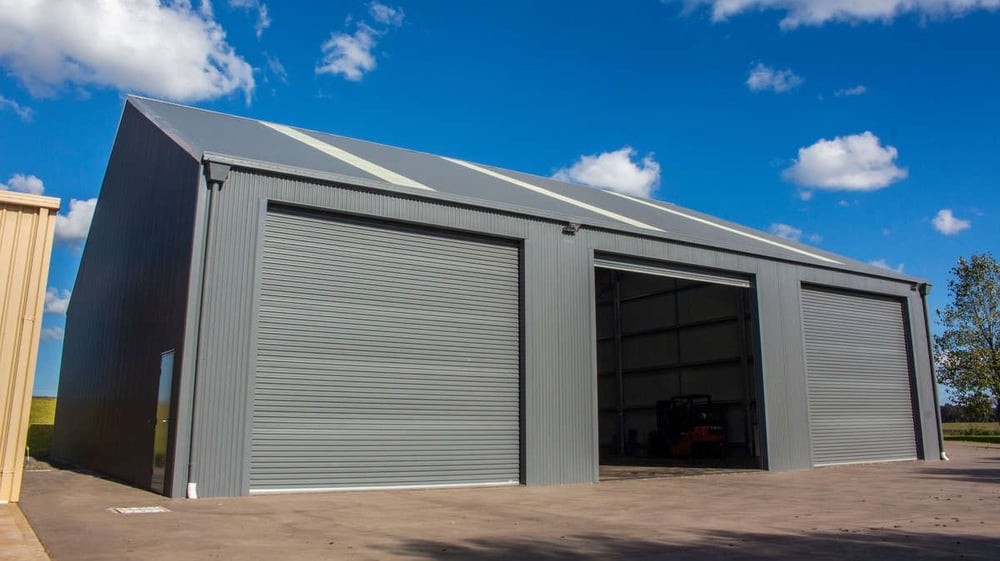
(18, 442, 1000, 561)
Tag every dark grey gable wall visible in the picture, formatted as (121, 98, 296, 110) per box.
(186, 166, 940, 497)
(50, 103, 203, 490)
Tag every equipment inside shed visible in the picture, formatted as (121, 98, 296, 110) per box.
(594, 265, 763, 478)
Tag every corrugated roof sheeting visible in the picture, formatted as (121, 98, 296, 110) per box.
(127, 96, 919, 282)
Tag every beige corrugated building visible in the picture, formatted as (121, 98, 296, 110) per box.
(1, 190, 59, 503)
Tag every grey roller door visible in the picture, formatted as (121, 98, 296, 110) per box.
(251, 208, 520, 492)
(801, 287, 918, 466)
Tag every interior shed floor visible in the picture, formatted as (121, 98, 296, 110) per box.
(598, 454, 759, 480)
(17, 442, 1000, 561)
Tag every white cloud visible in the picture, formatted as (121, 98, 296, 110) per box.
(55, 198, 97, 243)
(835, 85, 867, 96)
(229, 0, 271, 38)
(40, 326, 64, 342)
(683, 0, 1000, 29)
(782, 131, 907, 192)
(317, 24, 379, 81)
(256, 4, 271, 37)
(932, 208, 971, 235)
(369, 2, 405, 26)
(317, 4, 407, 82)
(769, 223, 802, 241)
(870, 259, 905, 273)
(0, 0, 254, 102)
(265, 54, 288, 85)
(2, 173, 44, 194)
(45, 288, 71, 314)
(553, 147, 661, 198)
(746, 63, 803, 93)
(0, 95, 32, 120)
(768, 223, 822, 244)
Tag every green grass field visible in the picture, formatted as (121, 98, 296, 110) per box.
(27, 396, 57, 457)
(942, 422, 1000, 435)
(942, 422, 1000, 444)
(944, 435, 1000, 444)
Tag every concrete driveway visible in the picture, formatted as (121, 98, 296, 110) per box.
(18, 442, 1000, 561)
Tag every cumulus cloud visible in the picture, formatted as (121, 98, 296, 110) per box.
(229, 0, 271, 38)
(870, 259, 905, 273)
(747, 63, 803, 93)
(40, 326, 64, 342)
(317, 4, 406, 82)
(2, 173, 44, 194)
(0, 95, 33, 120)
(553, 147, 661, 198)
(55, 198, 97, 243)
(317, 24, 379, 81)
(45, 288, 71, 314)
(782, 131, 907, 193)
(682, 0, 1000, 29)
(932, 209, 971, 235)
(0, 0, 254, 102)
(369, 2, 405, 26)
(835, 85, 867, 96)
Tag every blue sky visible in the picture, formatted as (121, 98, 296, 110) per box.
(0, 1, 996, 397)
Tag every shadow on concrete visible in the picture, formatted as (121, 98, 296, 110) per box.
(383, 529, 1000, 561)
(919, 467, 1000, 484)
(25, 424, 53, 458)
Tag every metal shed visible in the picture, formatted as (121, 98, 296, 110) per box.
(1, 190, 59, 503)
(51, 96, 942, 498)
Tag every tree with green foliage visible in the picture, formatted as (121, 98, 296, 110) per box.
(934, 253, 1000, 422)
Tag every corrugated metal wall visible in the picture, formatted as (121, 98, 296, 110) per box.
(182, 167, 939, 496)
(0, 192, 59, 503)
(50, 105, 203, 491)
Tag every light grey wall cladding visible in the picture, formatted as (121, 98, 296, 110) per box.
(50, 104, 202, 491)
(754, 262, 811, 470)
(187, 174, 266, 497)
(187, 166, 940, 495)
(521, 227, 598, 485)
(906, 294, 941, 459)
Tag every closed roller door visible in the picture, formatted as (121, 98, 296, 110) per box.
(801, 287, 917, 466)
(252, 208, 520, 492)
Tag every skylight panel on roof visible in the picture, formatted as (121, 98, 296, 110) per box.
(609, 192, 841, 265)
(260, 121, 434, 191)
(441, 157, 662, 233)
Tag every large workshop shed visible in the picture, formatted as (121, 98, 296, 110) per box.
(51, 96, 942, 498)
